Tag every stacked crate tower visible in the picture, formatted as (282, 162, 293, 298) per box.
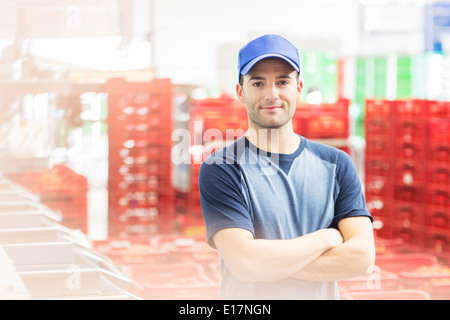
(107, 78, 174, 238)
(175, 97, 247, 235)
(365, 99, 450, 261)
(293, 99, 351, 155)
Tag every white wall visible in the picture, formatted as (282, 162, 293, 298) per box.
(0, 0, 432, 89)
(152, 0, 362, 87)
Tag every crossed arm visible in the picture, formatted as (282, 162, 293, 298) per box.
(212, 216, 375, 283)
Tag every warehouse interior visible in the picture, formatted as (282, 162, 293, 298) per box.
(0, 0, 450, 300)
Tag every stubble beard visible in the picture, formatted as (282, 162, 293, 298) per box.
(247, 103, 293, 130)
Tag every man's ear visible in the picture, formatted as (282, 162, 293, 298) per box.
(236, 83, 246, 104)
(297, 80, 303, 101)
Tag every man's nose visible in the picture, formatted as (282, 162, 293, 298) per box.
(265, 84, 279, 101)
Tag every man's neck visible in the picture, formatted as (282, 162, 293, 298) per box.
(246, 123, 300, 154)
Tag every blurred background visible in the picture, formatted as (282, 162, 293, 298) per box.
(0, 0, 450, 300)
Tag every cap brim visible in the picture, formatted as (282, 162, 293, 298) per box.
(240, 53, 300, 76)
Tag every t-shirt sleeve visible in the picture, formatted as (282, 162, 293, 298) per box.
(332, 150, 373, 227)
(198, 160, 254, 249)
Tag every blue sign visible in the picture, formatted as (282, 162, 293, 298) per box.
(425, 3, 450, 52)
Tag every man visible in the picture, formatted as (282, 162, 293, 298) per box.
(199, 34, 375, 300)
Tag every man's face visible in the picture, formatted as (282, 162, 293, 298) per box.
(237, 58, 302, 130)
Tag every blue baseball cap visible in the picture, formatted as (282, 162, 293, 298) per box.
(238, 34, 301, 81)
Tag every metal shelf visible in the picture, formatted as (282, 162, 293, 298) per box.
(0, 176, 141, 300)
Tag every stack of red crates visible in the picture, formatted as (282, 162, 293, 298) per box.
(6, 165, 88, 232)
(174, 97, 247, 234)
(293, 99, 350, 140)
(426, 101, 450, 259)
(106, 78, 175, 238)
(365, 99, 450, 261)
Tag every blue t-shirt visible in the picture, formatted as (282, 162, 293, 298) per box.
(199, 136, 372, 300)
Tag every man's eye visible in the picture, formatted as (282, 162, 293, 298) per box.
(277, 81, 289, 86)
(252, 82, 263, 87)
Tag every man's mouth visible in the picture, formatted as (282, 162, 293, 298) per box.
(261, 106, 282, 110)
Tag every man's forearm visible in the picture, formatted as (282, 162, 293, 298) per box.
(290, 240, 374, 282)
(291, 217, 376, 282)
(214, 228, 343, 282)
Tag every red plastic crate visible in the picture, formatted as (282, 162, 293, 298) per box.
(93, 238, 170, 265)
(341, 269, 400, 293)
(108, 168, 171, 185)
(366, 196, 393, 220)
(108, 172, 172, 186)
(110, 144, 172, 159)
(338, 270, 399, 295)
(375, 253, 440, 274)
(297, 100, 350, 115)
(390, 224, 426, 247)
(126, 263, 219, 300)
(428, 118, 450, 143)
(426, 183, 450, 206)
(190, 122, 246, 146)
(428, 141, 450, 163)
(342, 289, 431, 300)
(424, 227, 450, 256)
(394, 182, 426, 203)
(108, 215, 176, 238)
(109, 190, 174, 208)
(295, 101, 350, 138)
(109, 131, 173, 146)
(366, 197, 394, 239)
(425, 205, 450, 228)
(365, 117, 394, 136)
(168, 239, 218, 264)
(366, 99, 394, 118)
(373, 221, 395, 240)
(393, 140, 427, 160)
(174, 190, 202, 215)
(365, 175, 393, 198)
(108, 191, 175, 207)
(109, 162, 171, 177)
(193, 96, 244, 110)
(365, 135, 394, 157)
(112, 122, 171, 134)
(108, 97, 171, 115)
(107, 111, 170, 126)
(394, 118, 428, 143)
(110, 153, 172, 168)
(109, 202, 175, 220)
(364, 156, 393, 177)
(108, 178, 172, 194)
(392, 202, 425, 226)
(374, 237, 406, 255)
(108, 223, 176, 239)
(428, 100, 450, 117)
(393, 160, 427, 186)
(6, 165, 88, 200)
(427, 162, 450, 185)
(394, 100, 428, 118)
(303, 115, 349, 139)
(190, 98, 247, 138)
(399, 264, 450, 300)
